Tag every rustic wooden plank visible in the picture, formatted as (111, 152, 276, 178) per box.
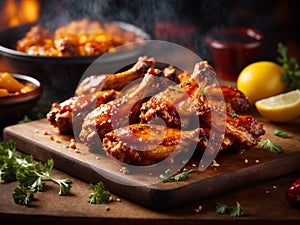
(3, 118, 300, 210)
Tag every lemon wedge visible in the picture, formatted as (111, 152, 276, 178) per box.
(255, 89, 300, 122)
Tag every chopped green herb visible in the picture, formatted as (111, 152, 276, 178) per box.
(137, 125, 144, 130)
(121, 98, 128, 104)
(277, 42, 300, 90)
(160, 168, 194, 183)
(182, 160, 188, 165)
(12, 186, 34, 205)
(168, 87, 183, 93)
(90, 96, 97, 101)
(229, 112, 238, 119)
(216, 202, 228, 214)
(0, 140, 72, 206)
(142, 105, 148, 111)
(88, 182, 111, 204)
(216, 202, 244, 217)
(258, 139, 282, 153)
(18, 115, 32, 124)
(230, 202, 244, 217)
(183, 81, 191, 85)
(203, 91, 208, 97)
(273, 129, 288, 138)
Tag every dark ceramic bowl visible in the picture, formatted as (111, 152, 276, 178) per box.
(0, 22, 150, 103)
(0, 73, 42, 124)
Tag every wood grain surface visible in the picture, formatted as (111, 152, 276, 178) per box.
(3, 118, 300, 210)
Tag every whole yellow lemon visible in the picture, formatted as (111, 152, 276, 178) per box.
(237, 61, 286, 105)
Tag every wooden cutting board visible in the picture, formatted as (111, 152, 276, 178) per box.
(3, 118, 300, 210)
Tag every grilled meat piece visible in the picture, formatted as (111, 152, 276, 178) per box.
(79, 68, 165, 147)
(103, 124, 203, 166)
(47, 90, 118, 134)
(199, 111, 265, 153)
(140, 61, 217, 129)
(206, 85, 250, 113)
(75, 56, 155, 95)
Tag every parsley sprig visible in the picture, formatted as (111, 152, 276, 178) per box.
(273, 129, 288, 138)
(160, 168, 194, 183)
(88, 182, 111, 204)
(258, 139, 282, 154)
(216, 202, 244, 217)
(0, 140, 72, 206)
(277, 42, 300, 90)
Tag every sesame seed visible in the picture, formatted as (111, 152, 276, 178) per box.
(211, 160, 220, 167)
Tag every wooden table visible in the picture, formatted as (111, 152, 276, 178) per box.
(0, 164, 299, 225)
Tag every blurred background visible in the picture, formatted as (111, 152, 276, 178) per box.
(0, 0, 299, 70)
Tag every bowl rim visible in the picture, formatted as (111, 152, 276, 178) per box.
(0, 73, 43, 105)
(0, 21, 150, 62)
(204, 26, 264, 49)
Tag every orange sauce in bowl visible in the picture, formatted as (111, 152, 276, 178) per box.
(0, 72, 35, 97)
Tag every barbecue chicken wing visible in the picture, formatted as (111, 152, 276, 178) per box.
(207, 85, 250, 113)
(79, 68, 166, 147)
(199, 111, 265, 153)
(47, 90, 118, 134)
(140, 61, 218, 129)
(75, 56, 155, 95)
(102, 124, 203, 166)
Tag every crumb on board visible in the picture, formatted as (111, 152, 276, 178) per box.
(74, 148, 80, 153)
(194, 205, 203, 213)
(69, 139, 77, 149)
(42, 130, 49, 135)
(120, 167, 129, 174)
(211, 160, 220, 167)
